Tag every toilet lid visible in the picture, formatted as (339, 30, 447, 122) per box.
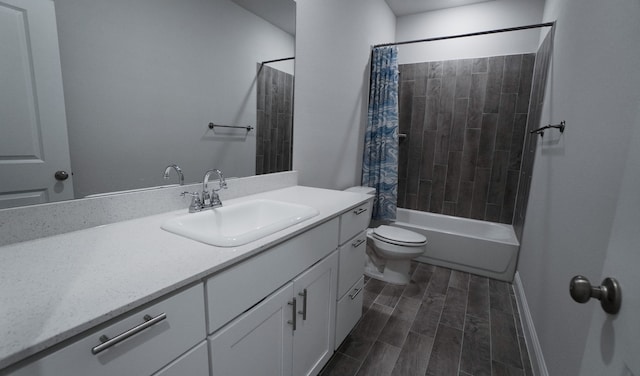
(372, 225, 427, 246)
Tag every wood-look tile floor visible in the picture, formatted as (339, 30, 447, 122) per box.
(320, 262, 533, 376)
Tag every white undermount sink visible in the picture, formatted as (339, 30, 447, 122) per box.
(161, 199, 320, 247)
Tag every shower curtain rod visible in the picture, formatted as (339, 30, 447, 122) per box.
(260, 56, 295, 65)
(373, 22, 555, 48)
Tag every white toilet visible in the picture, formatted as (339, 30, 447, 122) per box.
(345, 187, 428, 285)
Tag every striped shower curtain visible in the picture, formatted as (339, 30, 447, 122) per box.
(362, 46, 399, 221)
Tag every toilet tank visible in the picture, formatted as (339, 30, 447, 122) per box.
(344, 186, 376, 195)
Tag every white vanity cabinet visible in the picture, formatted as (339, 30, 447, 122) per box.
(8, 284, 206, 376)
(209, 251, 338, 376)
(0, 188, 373, 376)
(334, 202, 370, 350)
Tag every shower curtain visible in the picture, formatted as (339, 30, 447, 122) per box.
(362, 46, 399, 221)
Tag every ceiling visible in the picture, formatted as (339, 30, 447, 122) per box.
(231, 0, 296, 36)
(385, 0, 494, 16)
(231, 0, 495, 36)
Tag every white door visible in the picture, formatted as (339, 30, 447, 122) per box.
(292, 251, 338, 376)
(0, 0, 73, 209)
(209, 282, 294, 376)
(578, 104, 640, 375)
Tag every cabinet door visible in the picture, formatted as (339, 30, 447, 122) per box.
(153, 341, 209, 376)
(209, 283, 294, 376)
(292, 251, 338, 376)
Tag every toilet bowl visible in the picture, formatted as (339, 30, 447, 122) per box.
(345, 187, 428, 285)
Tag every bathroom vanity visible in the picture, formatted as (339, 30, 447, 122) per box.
(0, 184, 371, 376)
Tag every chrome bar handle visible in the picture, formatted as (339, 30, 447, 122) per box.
(353, 207, 368, 215)
(352, 238, 366, 248)
(298, 289, 307, 320)
(91, 313, 167, 355)
(287, 298, 297, 331)
(349, 287, 363, 300)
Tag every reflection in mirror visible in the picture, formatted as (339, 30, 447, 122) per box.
(0, 0, 295, 209)
(256, 58, 295, 175)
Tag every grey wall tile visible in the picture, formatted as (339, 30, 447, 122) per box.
(487, 150, 509, 205)
(444, 151, 462, 202)
(495, 93, 518, 151)
(435, 113, 452, 165)
(450, 98, 468, 151)
(477, 114, 498, 169)
(444, 60, 457, 76)
(516, 54, 535, 113)
(470, 168, 490, 220)
(418, 131, 438, 180)
(418, 180, 432, 212)
(501, 54, 522, 94)
(485, 204, 502, 223)
(428, 61, 443, 78)
(483, 56, 505, 113)
(460, 128, 481, 182)
(443, 202, 456, 216)
(509, 113, 528, 170)
(456, 182, 474, 218)
(472, 57, 488, 73)
(467, 73, 488, 129)
(429, 165, 447, 213)
(398, 51, 538, 225)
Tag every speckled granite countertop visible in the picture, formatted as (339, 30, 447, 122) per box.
(0, 186, 371, 370)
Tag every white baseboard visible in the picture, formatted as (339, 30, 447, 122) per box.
(513, 272, 549, 376)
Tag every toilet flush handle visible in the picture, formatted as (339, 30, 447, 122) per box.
(353, 207, 367, 215)
(569, 275, 621, 314)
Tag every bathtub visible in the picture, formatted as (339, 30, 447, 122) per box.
(392, 208, 520, 282)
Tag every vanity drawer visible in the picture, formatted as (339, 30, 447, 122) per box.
(339, 202, 371, 245)
(10, 284, 206, 376)
(337, 230, 366, 298)
(206, 217, 339, 334)
(335, 276, 364, 350)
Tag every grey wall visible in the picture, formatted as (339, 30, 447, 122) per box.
(397, 54, 535, 224)
(54, 0, 294, 197)
(396, 0, 545, 64)
(517, 0, 640, 374)
(256, 64, 294, 175)
(293, 0, 396, 189)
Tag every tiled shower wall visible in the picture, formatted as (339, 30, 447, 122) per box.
(513, 29, 554, 240)
(256, 64, 293, 175)
(397, 53, 536, 224)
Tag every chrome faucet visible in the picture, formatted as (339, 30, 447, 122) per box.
(181, 169, 227, 213)
(163, 164, 184, 185)
(202, 169, 227, 208)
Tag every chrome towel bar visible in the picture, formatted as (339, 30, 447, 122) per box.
(208, 122, 254, 132)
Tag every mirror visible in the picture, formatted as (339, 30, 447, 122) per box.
(0, 0, 295, 208)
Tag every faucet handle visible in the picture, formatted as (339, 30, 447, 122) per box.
(181, 192, 203, 213)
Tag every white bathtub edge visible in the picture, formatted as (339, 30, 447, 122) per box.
(513, 272, 549, 376)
